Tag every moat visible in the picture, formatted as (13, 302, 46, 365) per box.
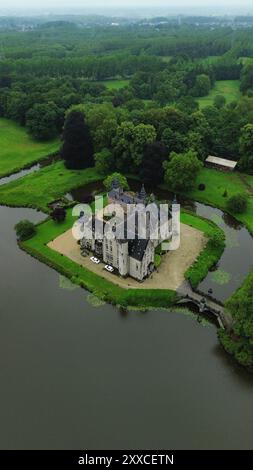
(1, 200, 253, 449)
(66, 179, 253, 303)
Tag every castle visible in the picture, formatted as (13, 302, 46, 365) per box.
(80, 179, 173, 282)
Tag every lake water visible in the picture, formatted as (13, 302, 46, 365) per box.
(0, 204, 253, 450)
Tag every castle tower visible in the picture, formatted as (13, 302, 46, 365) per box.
(172, 194, 180, 237)
(139, 184, 147, 203)
(112, 177, 119, 190)
(118, 240, 129, 277)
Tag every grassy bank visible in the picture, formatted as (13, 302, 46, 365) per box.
(0, 161, 103, 212)
(181, 211, 225, 288)
(186, 168, 253, 233)
(197, 80, 241, 108)
(178, 167, 253, 368)
(218, 268, 253, 368)
(0, 118, 59, 178)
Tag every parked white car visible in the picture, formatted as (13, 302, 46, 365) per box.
(90, 256, 100, 264)
(105, 265, 114, 273)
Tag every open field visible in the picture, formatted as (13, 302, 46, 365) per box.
(198, 55, 221, 65)
(0, 161, 103, 212)
(0, 118, 59, 178)
(161, 56, 172, 63)
(197, 80, 241, 108)
(95, 79, 130, 89)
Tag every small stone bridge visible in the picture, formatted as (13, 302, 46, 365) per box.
(177, 281, 233, 330)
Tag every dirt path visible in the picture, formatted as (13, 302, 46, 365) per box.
(48, 223, 206, 291)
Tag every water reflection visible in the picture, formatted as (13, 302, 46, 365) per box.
(0, 205, 253, 449)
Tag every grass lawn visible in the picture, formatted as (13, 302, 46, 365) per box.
(198, 55, 221, 65)
(245, 174, 253, 189)
(197, 80, 241, 109)
(0, 118, 60, 178)
(0, 161, 103, 212)
(94, 79, 130, 90)
(161, 56, 172, 63)
(184, 168, 253, 233)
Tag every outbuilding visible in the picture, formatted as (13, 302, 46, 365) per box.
(205, 155, 238, 172)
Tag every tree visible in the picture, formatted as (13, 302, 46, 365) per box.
(112, 121, 135, 171)
(192, 74, 211, 97)
(112, 121, 156, 171)
(213, 95, 226, 109)
(61, 110, 94, 169)
(161, 128, 187, 154)
(139, 142, 168, 186)
(154, 82, 177, 105)
(240, 64, 253, 93)
(177, 96, 199, 114)
(15, 220, 36, 241)
(103, 173, 129, 192)
(95, 148, 115, 176)
(132, 123, 156, 167)
(85, 103, 119, 151)
(26, 103, 59, 140)
(239, 124, 253, 172)
(163, 150, 203, 191)
(226, 194, 248, 214)
(51, 207, 66, 223)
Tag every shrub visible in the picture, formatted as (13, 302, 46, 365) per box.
(103, 172, 129, 191)
(51, 206, 66, 223)
(154, 254, 162, 268)
(226, 193, 248, 214)
(15, 220, 36, 241)
(209, 231, 225, 248)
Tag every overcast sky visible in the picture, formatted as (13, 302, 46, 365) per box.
(0, 0, 252, 9)
(1, 0, 253, 13)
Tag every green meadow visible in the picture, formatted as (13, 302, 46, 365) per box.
(199, 55, 221, 65)
(0, 161, 103, 212)
(197, 80, 241, 108)
(0, 118, 60, 178)
(95, 79, 130, 89)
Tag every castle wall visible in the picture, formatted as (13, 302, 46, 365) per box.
(103, 236, 119, 269)
(118, 241, 129, 277)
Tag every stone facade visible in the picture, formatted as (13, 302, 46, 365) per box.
(80, 180, 173, 281)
